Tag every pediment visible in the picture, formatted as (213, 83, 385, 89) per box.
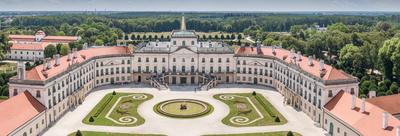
(171, 46, 197, 54)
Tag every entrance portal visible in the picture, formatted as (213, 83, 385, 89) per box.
(180, 77, 187, 84)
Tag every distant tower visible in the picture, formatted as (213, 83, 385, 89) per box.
(35, 30, 46, 42)
(256, 40, 262, 54)
(181, 15, 186, 31)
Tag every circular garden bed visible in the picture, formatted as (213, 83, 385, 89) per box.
(154, 99, 213, 118)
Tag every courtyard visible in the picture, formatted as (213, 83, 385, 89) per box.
(43, 84, 325, 136)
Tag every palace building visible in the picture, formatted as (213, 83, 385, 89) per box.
(6, 31, 80, 61)
(2, 16, 400, 136)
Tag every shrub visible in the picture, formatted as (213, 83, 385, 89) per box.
(76, 130, 82, 136)
(252, 91, 257, 96)
(112, 91, 116, 95)
(274, 117, 280, 122)
(287, 131, 294, 136)
(89, 116, 94, 122)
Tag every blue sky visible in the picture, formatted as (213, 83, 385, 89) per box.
(1, 0, 399, 11)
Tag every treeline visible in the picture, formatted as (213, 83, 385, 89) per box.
(9, 13, 400, 34)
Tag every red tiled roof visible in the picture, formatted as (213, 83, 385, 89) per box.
(325, 91, 400, 136)
(0, 91, 46, 135)
(9, 35, 35, 41)
(235, 47, 353, 81)
(10, 42, 50, 51)
(367, 94, 400, 115)
(9, 35, 79, 43)
(25, 46, 131, 81)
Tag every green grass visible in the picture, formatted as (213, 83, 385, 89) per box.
(154, 99, 214, 118)
(214, 93, 287, 127)
(82, 93, 153, 126)
(0, 96, 9, 100)
(68, 131, 165, 136)
(204, 131, 301, 136)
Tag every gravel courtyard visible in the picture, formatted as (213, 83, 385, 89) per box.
(43, 84, 326, 136)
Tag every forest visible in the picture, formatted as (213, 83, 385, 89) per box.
(0, 12, 400, 97)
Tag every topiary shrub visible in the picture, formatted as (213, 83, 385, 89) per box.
(274, 116, 280, 122)
(252, 91, 257, 96)
(76, 130, 82, 136)
(89, 116, 94, 122)
(112, 91, 116, 95)
(287, 131, 294, 136)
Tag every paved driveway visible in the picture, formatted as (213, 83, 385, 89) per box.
(43, 84, 326, 136)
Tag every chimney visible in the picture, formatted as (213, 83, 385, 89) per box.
(73, 48, 78, 59)
(17, 61, 26, 80)
(43, 59, 48, 71)
(383, 112, 389, 129)
(319, 60, 325, 71)
(369, 91, 376, 98)
(256, 40, 262, 54)
(361, 98, 365, 113)
(297, 51, 302, 61)
(397, 126, 400, 136)
(351, 94, 356, 110)
(307, 56, 313, 66)
(55, 54, 61, 66)
(67, 52, 72, 61)
(290, 49, 295, 59)
(272, 46, 276, 55)
(47, 58, 52, 69)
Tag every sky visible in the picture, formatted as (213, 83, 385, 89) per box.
(0, 0, 400, 12)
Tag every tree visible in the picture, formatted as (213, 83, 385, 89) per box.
(339, 44, 366, 75)
(274, 117, 280, 122)
(389, 82, 399, 93)
(89, 116, 95, 122)
(287, 131, 294, 136)
(60, 45, 70, 56)
(56, 43, 63, 54)
(252, 91, 256, 96)
(328, 23, 349, 33)
(95, 39, 104, 46)
(379, 38, 400, 81)
(75, 130, 82, 136)
(44, 44, 57, 58)
(112, 91, 116, 95)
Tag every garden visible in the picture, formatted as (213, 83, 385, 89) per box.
(214, 92, 286, 127)
(82, 92, 152, 126)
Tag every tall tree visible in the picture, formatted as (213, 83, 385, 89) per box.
(44, 44, 57, 58)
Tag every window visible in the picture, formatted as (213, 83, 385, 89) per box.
(138, 57, 141, 62)
(202, 58, 205, 63)
(162, 58, 166, 62)
(146, 57, 149, 62)
(218, 58, 222, 63)
(350, 88, 355, 95)
(173, 58, 176, 62)
(328, 90, 333, 97)
(191, 41, 195, 45)
(173, 41, 176, 45)
(13, 89, 17, 96)
(210, 58, 214, 63)
(154, 58, 157, 62)
(36, 90, 41, 98)
(226, 58, 230, 63)
(191, 58, 195, 62)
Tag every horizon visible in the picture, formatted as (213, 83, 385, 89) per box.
(1, 0, 400, 12)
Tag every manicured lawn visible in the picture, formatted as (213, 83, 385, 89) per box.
(0, 62, 16, 73)
(82, 92, 153, 126)
(68, 131, 165, 136)
(204, 131, 300, 136)
(214, 93, 287, 127)
(154, 99, 214, 118)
